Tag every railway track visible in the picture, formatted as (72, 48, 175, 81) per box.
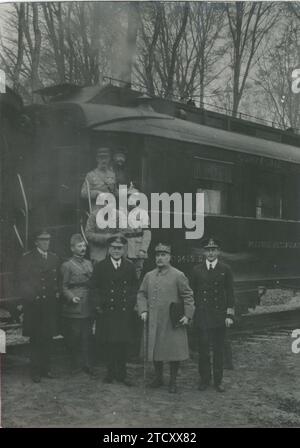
(2, 307, 300, 348)
(231, 308, 300, 337)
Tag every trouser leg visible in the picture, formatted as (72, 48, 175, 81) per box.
(154, 361, 163, 380)
(30, 333, 52, 375)
(115, 343, 128, 381)
(64, 319, 81, 370)
(29, 336, 39, 376)
(81, 318, 92, 369)
(198, 328, 211, 384)
(39, 335, 52, 374)
(106, 343, 116, 379)
(223, 329, 233, 369)
(169, 361, 179, 382)
(131, 311, 142, 358)
(212, 326, 225, 386)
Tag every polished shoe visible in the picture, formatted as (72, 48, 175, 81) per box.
(83, 366, 98, 378)
(149, 377, 164, 388)
(70, 367, 81, 375)
(198, 382, 209, 391)
(214, 383, 225, 393)
(168, 382, 177, 394)
(103, 375, 114, 384)
(42, 371, 56, 379)
(31, 374, 41, 383)
(120, 378, 134, 387)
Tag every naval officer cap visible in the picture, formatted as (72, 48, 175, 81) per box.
(33, 228, 51, 241)
(155, 243, 171, 254)
(96, 147, 111, 156)
(107, 233, 127, 246)
(202, 237, 221, 249)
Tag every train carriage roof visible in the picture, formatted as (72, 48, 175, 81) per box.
(51, 102, 300, 165)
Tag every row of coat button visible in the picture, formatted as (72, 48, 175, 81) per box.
(109, 307, 127, 311)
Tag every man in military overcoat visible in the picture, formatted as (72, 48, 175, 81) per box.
(90, 233, 138, 385)
(18, 229, 60, 383)
(191, 238, 235, 392)
(137, 243, 195, 393)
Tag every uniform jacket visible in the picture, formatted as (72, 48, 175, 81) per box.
(137, 266, 195, 362)
(85, 209, 119, 263)
(61, 256, 93, 319)
(81, 167, 116, 204)
(90, 257, 138, 344)
(85, 208, 126, 263)
(124, 208, 151, 259)
(191, 261, 235, 329)
(125, 228, 152, 259)
(18, 249, 60, 337)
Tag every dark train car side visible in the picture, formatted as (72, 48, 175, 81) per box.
(2, 83, 300, 319)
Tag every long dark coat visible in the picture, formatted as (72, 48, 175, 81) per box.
(18, 249, 60, 337)
(191, 261, 234, 329)
(90, 257, 138, 344)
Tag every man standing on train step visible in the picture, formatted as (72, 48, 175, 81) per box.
(81, 147, 116, 210)
(18, 229, 60, 383)
(137, 243, 195, 393)
(191, 238, 235, 393)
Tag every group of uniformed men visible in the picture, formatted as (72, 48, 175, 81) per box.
(18, 146, 235, 394)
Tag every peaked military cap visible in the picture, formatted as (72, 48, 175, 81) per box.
(70, 233, 85, 246)
(107, 233, 127, 246)
(202, 237, 221, 249)
(33, 228, 51, 240)
(155, 243, 171, 254)
(96, 147, 111, 156)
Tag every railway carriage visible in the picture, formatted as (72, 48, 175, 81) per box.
(1, 82, 300, 321)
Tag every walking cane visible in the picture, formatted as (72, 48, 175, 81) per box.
(143, 318, 147, 395)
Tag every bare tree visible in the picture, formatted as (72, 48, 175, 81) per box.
(135, 2, 190, 99)
(178, 2, 226, 104)
(225, 1, 279, 115)
(24, 3, 42, 97)
(255, 17, 300, 130)
(135, 2, 226, 104)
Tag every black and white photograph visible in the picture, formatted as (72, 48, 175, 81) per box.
(0, 0, 300, 429)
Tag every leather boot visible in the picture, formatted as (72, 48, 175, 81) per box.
(149, 361, 164, 388)
(169, 362, 179, 393)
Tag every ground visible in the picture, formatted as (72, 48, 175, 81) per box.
(1, 328, 300, 428)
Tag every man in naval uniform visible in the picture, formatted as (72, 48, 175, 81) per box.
(137, 243, 195, 393)
(90, 234, 138, 386)
(191, 238, 235, 393)
(18, 229, 60, 383)
(60, 234, 95, 376)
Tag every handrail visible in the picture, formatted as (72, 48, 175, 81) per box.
(16, 173, 29, 251)
(13, 224, 24, 249)
(85, 179, 92, 214)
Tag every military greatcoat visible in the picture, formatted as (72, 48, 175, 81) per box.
(137, 266, 195, 362)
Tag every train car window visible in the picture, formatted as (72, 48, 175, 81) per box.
(193, 157, 232, 215)
(255, 172, 282, 219)
(196, 184, 228, 214)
